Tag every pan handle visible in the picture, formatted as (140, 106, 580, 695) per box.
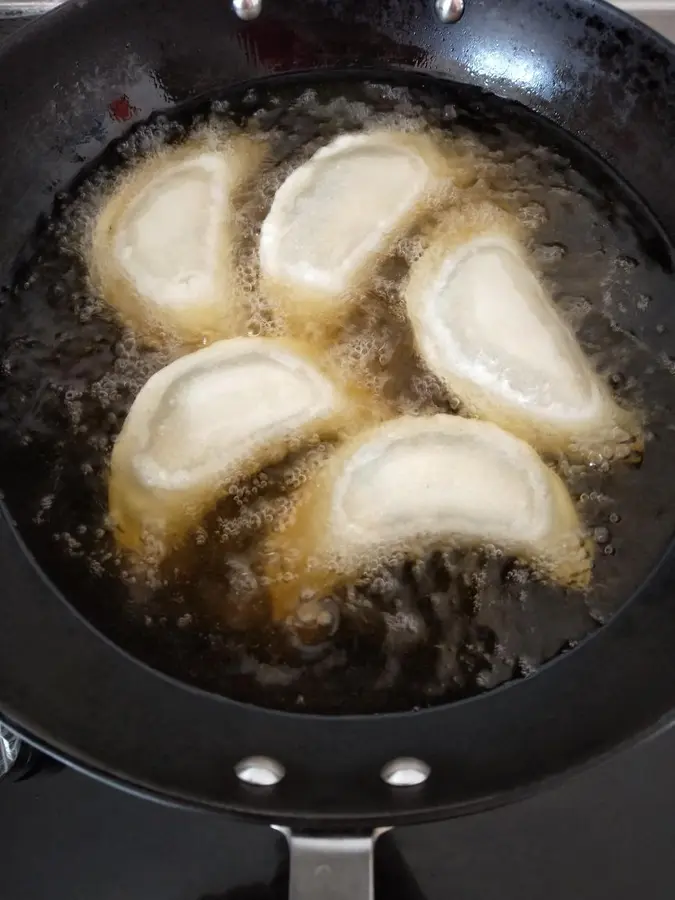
(275, 828, 389, 900)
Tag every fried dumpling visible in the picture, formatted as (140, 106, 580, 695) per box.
(260, 130, 467, 328)
(265, 414, 591, 620)
(405, 205, 642, 461)
(90, 137, 264, 342)
(109, 337, 363, 558)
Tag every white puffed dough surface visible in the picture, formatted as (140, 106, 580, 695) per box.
(109, 337, 369, 559)
(90, 135, 265, 343)
(405, 203, 642, 462)
(265, 414, 592, 620)
(260, 130, 470, 329)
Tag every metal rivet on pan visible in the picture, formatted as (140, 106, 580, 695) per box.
(381, 758, 431, 787)
(435, 0, 465, 23)
(233, 0, 263, 21)
(235, 756, 286, 786)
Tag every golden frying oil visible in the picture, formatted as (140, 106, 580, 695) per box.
(0, 77, 672, 713)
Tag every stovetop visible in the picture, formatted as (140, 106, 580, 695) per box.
(2, 2, 675, 899)
(2, 726, 675, 900)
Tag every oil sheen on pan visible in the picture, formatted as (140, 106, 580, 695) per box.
(0, 76, 673, 715)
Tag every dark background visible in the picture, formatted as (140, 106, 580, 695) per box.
(2, 724, 675, 900)
(2, 6, 675, 900)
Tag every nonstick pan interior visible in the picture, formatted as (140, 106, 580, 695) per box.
(0, 71, 673, 717)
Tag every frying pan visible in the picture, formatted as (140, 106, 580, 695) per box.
(1, 0, 675, 895)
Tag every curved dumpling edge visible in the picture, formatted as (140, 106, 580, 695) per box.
(108, 337, 384, 561)
(263, 414, 593, 622)
(88, 131, 267, 345)
(404, 202, 643, 463)
(260, 129, 477, 336)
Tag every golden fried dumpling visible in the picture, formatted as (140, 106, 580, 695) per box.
(265, 414, 591, 620)
(90, 137, 264, 342)
(405, 205, 642, 461)
(109, 337, 361, 558)
(260, 130, 465, 328)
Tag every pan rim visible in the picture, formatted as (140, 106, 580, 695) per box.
(2, 0, 675, 824)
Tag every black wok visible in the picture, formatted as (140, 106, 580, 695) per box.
(1, 0, 675, 895)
